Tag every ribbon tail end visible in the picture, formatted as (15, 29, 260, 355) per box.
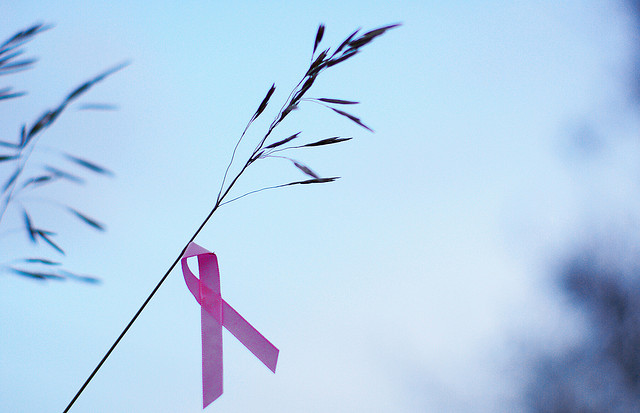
(203, 388, 223, 409)
(267, 348, 279, 373)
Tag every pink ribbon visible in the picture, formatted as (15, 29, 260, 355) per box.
(181, 242, 279, 408)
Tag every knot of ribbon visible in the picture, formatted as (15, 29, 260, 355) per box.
(181, 242, 279, 408)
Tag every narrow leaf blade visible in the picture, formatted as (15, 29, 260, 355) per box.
(10, 268, 46, 280)
(264, 132, 301, 149)
(64, 154, 113, 176)
(291, 160, 320, 179)
(67, 208, 105, 231)
(317, 98, 359, 105)
(302, 137, 352, 147)
(313, 24, 325, 56)
(252, 83, 276, 121)
(0, 140, 20, 148)
(0, 89, 26, 100)
(59, 269, 101, 284)
(330, 107, 373, 132)
(23, 258, 61, 265)
(36, 231, 64, 255)
(23, 210, 36, 243)
(285, 177, 340, 186)
(22, 175, 54, 189)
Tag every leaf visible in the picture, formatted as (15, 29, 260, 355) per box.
(291, 160, 320, 179)
(252, 83, 276, 121)
(0, 139, 19, 148)
(313, 24, 325, 56)
(23, 210, 36, 242)
(361, 23, 402, 39)
(284, 177, 340, 186)
(264, 132, 301, 149)
(19, 124, 26, 147)
(329, 107, 373, 132)
(302, 137, 352, 147)
(58, 269, 101, 284)
(64, 154, 113, 176)
(91, 60, 130, 83)
(316, 98, 359, 105)
(67, 208, 105, 231)
(22, 175, 54, 189)
(23, 258, 60, 265)
(36, 230, 64, 255)
(0, 88, 25, 100)
(11, 268, 64, 280)
(348, 23, 401, 49)
(10, 268, 46, 280)
(66, 82, 91, 102)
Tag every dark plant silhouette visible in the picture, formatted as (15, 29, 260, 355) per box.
(0, 23, 127, 282)
(522, 2, 640, 411)
(525, 242, 640, 412)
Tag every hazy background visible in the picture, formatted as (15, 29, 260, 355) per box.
(1, 1, 638, 412)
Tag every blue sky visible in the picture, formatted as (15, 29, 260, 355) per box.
(1, 1, 638, 412)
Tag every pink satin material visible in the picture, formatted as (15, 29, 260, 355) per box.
(181, 243, 279, 408)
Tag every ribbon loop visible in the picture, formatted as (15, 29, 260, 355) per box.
(181, 242, 279, 408)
